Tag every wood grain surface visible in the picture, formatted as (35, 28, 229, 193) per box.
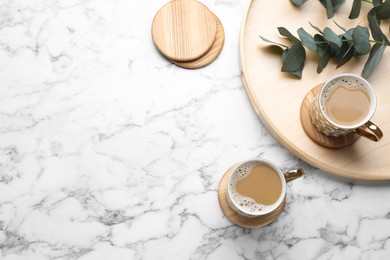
(172, 16, 224, 69)
(239, 0, 390, 179)
(300, 84, 361, 148)
(218, 166, 285, 228)
(152, 0, 217, 62)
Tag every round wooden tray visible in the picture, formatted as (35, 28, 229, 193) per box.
(239, 0, 390, 180)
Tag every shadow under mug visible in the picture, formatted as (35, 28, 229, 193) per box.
(226, 159, 303, 223)
(310, 74, 383, 142)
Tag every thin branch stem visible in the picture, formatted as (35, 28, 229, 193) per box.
(314, 39, 385, 45)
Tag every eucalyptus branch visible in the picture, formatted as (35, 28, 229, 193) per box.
(260, 0, 390, 78)
(260, 23, 389, 78)
(291, 0, 390, 20)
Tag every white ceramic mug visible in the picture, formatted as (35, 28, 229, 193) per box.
(310, 74, 383, 141)
(226, 159, 303, 221)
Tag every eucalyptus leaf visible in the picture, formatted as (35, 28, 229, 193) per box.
(289, 64, 304, 78)
(343, 28, 355, 40)
(367, 9, 383, 41)
(323, 27, 343, 47)
(281, 43, 306, 72)
(330, 42, 341, 55)
(336, 44, 355, 68)
(297, 28, 317, 51)
(376, 1, 390, 20)
(352, 26, 371, 55)
(333, 20, 347, 32)
(317, 45, 331, 73)
(281, 47, 305, 78)
(290, 0, 307, 5)
(309, 22, 323, 34)
(313, 33, 337, 72)
(373, 0, 383, 7)
(319, 0, 346, 18)
(368, 9, 390, 45)
(278, 27, 300, 43)
(324, 0, 335, 18)
(335, 36, 350, 61)
(331, 0, 346, 10)
(259, 35, 288, 48)
(282, 48, 289, 64)
(349, 0, 361, 19)
(314, 34, 328, 57)
(362, 43, 386, 78)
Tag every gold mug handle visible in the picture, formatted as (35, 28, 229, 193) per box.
(284, 168, 304, 182)
(355, 121, 383, 142)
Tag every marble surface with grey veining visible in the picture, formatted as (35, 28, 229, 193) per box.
(1, 0, 390, 259)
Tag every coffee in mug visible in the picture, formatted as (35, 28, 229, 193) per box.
(227, 159, 303, 219)
(326, 85, 370, 126)
(310, 74, 383, 141)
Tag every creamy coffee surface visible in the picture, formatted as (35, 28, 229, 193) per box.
(320, 76, 373, 127)
(229, 162, 282, 213)
(236, 164, 282, 205)
(326, 87, 370, 126)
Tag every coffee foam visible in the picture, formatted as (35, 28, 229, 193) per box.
(229, 161, 280, 214)
(320, 76, 373, 114)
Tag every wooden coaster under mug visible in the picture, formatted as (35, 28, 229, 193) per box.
(300, 84, 360, 148)
(218, 165, 286, 228)
(172, 16, 224, 69)
(151, 0, 217, 62)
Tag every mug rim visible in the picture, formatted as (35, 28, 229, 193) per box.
(319, 73, 377, 130)
(227, 158, 287, 217)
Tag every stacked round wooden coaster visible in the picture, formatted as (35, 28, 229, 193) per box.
(151, 0, 224, 69)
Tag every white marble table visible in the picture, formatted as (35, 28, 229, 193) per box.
(1, 0, 390, 259)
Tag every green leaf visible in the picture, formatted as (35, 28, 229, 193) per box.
(319, 0, 345, 18)
(314, 34, 328, 56)
(281, 43, 306, 71)
(332, 0, 346, 10)
(362, 43, 386, 78)
(376, 1, 390, 19)
(335, 36, 350, 60)
(323, 27, 343, 47)
(259, 35, 288, 48)
(297, 28, 317, 51)
(352, 26, 371, 55)
(317, 45, 331, 73)
(309, 22, 323, 34)
(282, 49, 305, 78)
(373, 0, 382, 7)
(290, 0, 307, 5)
(324, 0, 335, 19)
(333, 20, 347, 32)
(329, 42, 341, 55)
(368, 9, 390, 45)
(349, 0, 361, 19)
(281, 43, 306, 78)
(343, 28, 355, 40)
(367, 9, 381, 41)
(313, 33, 332, 73)
(289, 64, 304, 78)
(336, 44, 355, 68)
(282, 48, 288, 64)
(281, 49, 304, 78)
(278, 27, 300, 43)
